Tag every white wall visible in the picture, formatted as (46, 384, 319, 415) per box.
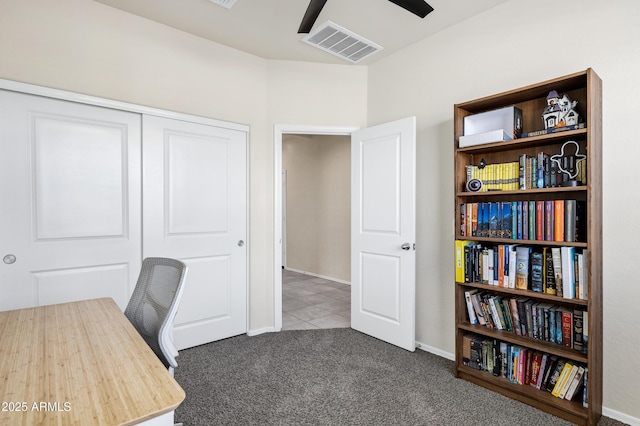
(0, 0, 368, 331)
(283, 134, 351, 282)
(367, 0, 640, 420)
(3, 0, 638, 421)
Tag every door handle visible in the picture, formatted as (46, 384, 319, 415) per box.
(237, 240, 245, 247)
(3, 254, 16, 264)
(401, 243, 411, 251)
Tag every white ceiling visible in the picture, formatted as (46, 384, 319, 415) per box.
(94, 0, 509, 65)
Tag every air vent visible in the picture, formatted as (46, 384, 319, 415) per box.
(301, 21, 383, 63)
(207, 0, 237, 9)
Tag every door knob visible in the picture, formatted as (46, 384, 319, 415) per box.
(238, 240, 245, 247)
(401, 243, 411, 251)
(3, 254, 16, 264)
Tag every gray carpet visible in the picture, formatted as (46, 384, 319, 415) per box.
(174, 328, 626, 426)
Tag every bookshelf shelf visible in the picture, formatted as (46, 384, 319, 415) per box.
(453, 69, 602, 426)
(456, 185, 587, 197)
(457, 323, 588, 364)
(456, 128, 588, 154)
(457, 282, 589, 307)
(458, 366, 588, 422)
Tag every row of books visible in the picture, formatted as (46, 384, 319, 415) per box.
(464, 149, 587, 192)
(462, 334, 588, 406)
(463, 290, 588, 352)
(460, 199, 585, 243)
(465, 162, 519, 192)
(455, 241, 588, 300)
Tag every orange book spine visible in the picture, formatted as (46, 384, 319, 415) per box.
(554, 200, 565, 242)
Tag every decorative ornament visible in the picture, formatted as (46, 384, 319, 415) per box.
(542, 90, 581, 130)
(466, 178, 483, 192)
(550, 140, 586, 186)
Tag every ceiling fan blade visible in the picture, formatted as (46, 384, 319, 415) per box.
(388, 0, 434, 18)
(298, 0, 328, 33)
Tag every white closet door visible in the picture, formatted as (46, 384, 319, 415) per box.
(0, 90, 141, 311)
(142, 115, 247, 350)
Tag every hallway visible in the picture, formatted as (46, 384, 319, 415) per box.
(282, 270, 351, 330)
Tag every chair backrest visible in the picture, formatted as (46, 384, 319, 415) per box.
(125, 257, 188, 370)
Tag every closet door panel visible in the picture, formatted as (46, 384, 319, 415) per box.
(0, 90, 141, 311)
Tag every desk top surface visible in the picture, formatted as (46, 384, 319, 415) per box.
(0, 297, 185, 426)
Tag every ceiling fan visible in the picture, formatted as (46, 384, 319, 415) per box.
(298, 0, 434, 33)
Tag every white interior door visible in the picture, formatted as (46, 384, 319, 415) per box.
(351, 117, 416, 351)
(142, 115, 247, 350)
(0, 90, 141, 311)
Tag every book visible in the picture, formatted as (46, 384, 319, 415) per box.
(511, 201, 517, 240)
(522, 199, 529, 240)
(462, 334, 483, 370)
(508, 245, 517, 288)
(573, 308, 585, 352)
(546, 359, 566, 393)
(455, 240, 472, 283)
(489, 202, 499, 238)
(543, 247, 557, 295)
(565, 199, 577, 242)
(544, 200, 554, 241)
(565, 365, 585, 401)
(536, 354, 549, 389)
(488, 297, 504, 329)
(536, 200, 544, 240)
(551, 362, 573, 397)
(521, 123, 586, 138)
(501, 202, 512, 239)
(561, 308, 574, 348)
(470, 292, 486, 326)
(583, 368, 589, 408)
(551, 247, 563, 298)
(529, 351, 543, 387)
(554, 200, 564, 241)
(583, 313, 589, 353)
(561, 246, 576, 299)
(578, 249, 588, 300)
(500, 298, 514, 333)
(515, 246, 531, 290)
(530, 249, 544, 293)
(509, 298, 522, 336)
(557, 364, 579, 399)
(528, 201, 535, 242)
(464, 290, 479, 324)
(541, 355, 559, 391)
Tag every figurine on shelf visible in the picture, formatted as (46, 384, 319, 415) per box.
(542, 90, 580, 129)
(550, 140, 586, 187)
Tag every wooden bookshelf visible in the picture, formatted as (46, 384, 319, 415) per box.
(453, 69, 602, 425)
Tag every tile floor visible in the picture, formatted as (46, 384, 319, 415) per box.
(282, 269, 351, 330)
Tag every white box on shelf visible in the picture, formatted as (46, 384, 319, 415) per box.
(459, 129, 511, 148)
(459, 106, 522, 148)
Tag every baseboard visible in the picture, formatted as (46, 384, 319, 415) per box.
(283, 267, 351, 286)
(246, 326, 277, 337)
(602, 407, 640, 426)
(415, 341, 455, 361)
(415, 341, 639, 425)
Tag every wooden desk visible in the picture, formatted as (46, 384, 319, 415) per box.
(0, 298, 185, 425)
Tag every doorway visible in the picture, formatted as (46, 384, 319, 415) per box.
(281, 133, 351, 329)
(274, 125, 358, 330)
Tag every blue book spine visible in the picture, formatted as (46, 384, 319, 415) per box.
(502, 202, 512, 239)
(522, 201, 529, 240)
(511, 201, 517, 239)
(517, 202, 523, 239)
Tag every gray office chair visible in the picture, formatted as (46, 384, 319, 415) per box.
(125, 257, 188, 377)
